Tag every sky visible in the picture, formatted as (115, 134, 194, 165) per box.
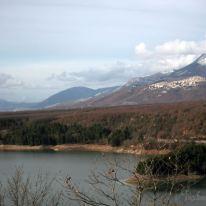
(0, 0, 206, 102)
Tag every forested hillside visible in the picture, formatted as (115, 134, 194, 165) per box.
(0, 101, 206, 147)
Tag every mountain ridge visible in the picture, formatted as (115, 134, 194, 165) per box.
(1, 54, 206, 111)
(62, 54, 206, 109)
(0, 86, 119, 111)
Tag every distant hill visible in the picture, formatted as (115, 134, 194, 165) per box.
(0, 99, 35, 111)
(35, 86, 119, 109)
(0, 86, 119, 111)
(68, 54, 206, 108)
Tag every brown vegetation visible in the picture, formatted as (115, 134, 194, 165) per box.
(1, 101, 206, 148)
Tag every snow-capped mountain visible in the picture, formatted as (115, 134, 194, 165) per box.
(126, 53, 206, 87)
(196, 53, 206, 66)
(1, 54, 206, 111)
(68, 54, 206, 108)
(125, 72, 166, 87)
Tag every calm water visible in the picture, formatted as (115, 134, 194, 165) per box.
(0, 151, 206, 206)
(0, 151, 136, 183)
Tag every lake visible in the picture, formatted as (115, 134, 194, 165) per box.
(0, 151, 206, 206)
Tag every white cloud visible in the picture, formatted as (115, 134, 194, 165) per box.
(134, 37, 206, 72)
(0, 73, 24, 88)
(1, 37, 206, 102)
(0, 73, 12, 86)
(47, 72, 78, 82)
(48, 61, 145, 87)
(156, 55, 196, 71)
(135, 43, 151, 57)
(155, 39, 206, 55)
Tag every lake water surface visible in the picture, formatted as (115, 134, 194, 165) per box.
(0, 151, 206, 206)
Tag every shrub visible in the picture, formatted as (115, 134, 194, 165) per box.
(136, 143, 206, 176)
(109, 130, 124, 146)
(109, 127, 132, 147)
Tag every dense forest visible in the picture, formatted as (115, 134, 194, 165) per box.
(0, 101, 206, 147)
(0, 119, 131, 146)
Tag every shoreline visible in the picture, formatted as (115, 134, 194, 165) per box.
(126, 173, 205, 185)
(0, 144, 169, 155)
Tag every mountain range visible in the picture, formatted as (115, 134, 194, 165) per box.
(1, 54, 206, 111)
(59, 53, 206, 108)
(34, 86, 119, 109)
(0, 86, 119, 111)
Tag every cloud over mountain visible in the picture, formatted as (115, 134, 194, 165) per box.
(155, 39, 206, 55)
(47, 61, 144, 87)
(135, 37, 206, 73)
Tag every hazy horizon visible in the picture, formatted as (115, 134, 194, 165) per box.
(0, 0, 206, 102)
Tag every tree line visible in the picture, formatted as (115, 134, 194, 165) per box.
(0, 119, 132, 146)
(1, 102, 206, 147)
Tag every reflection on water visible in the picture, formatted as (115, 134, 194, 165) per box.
(0, 151, 206, 206)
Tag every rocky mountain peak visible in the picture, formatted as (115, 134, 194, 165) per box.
(195, 53, 206, 65)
